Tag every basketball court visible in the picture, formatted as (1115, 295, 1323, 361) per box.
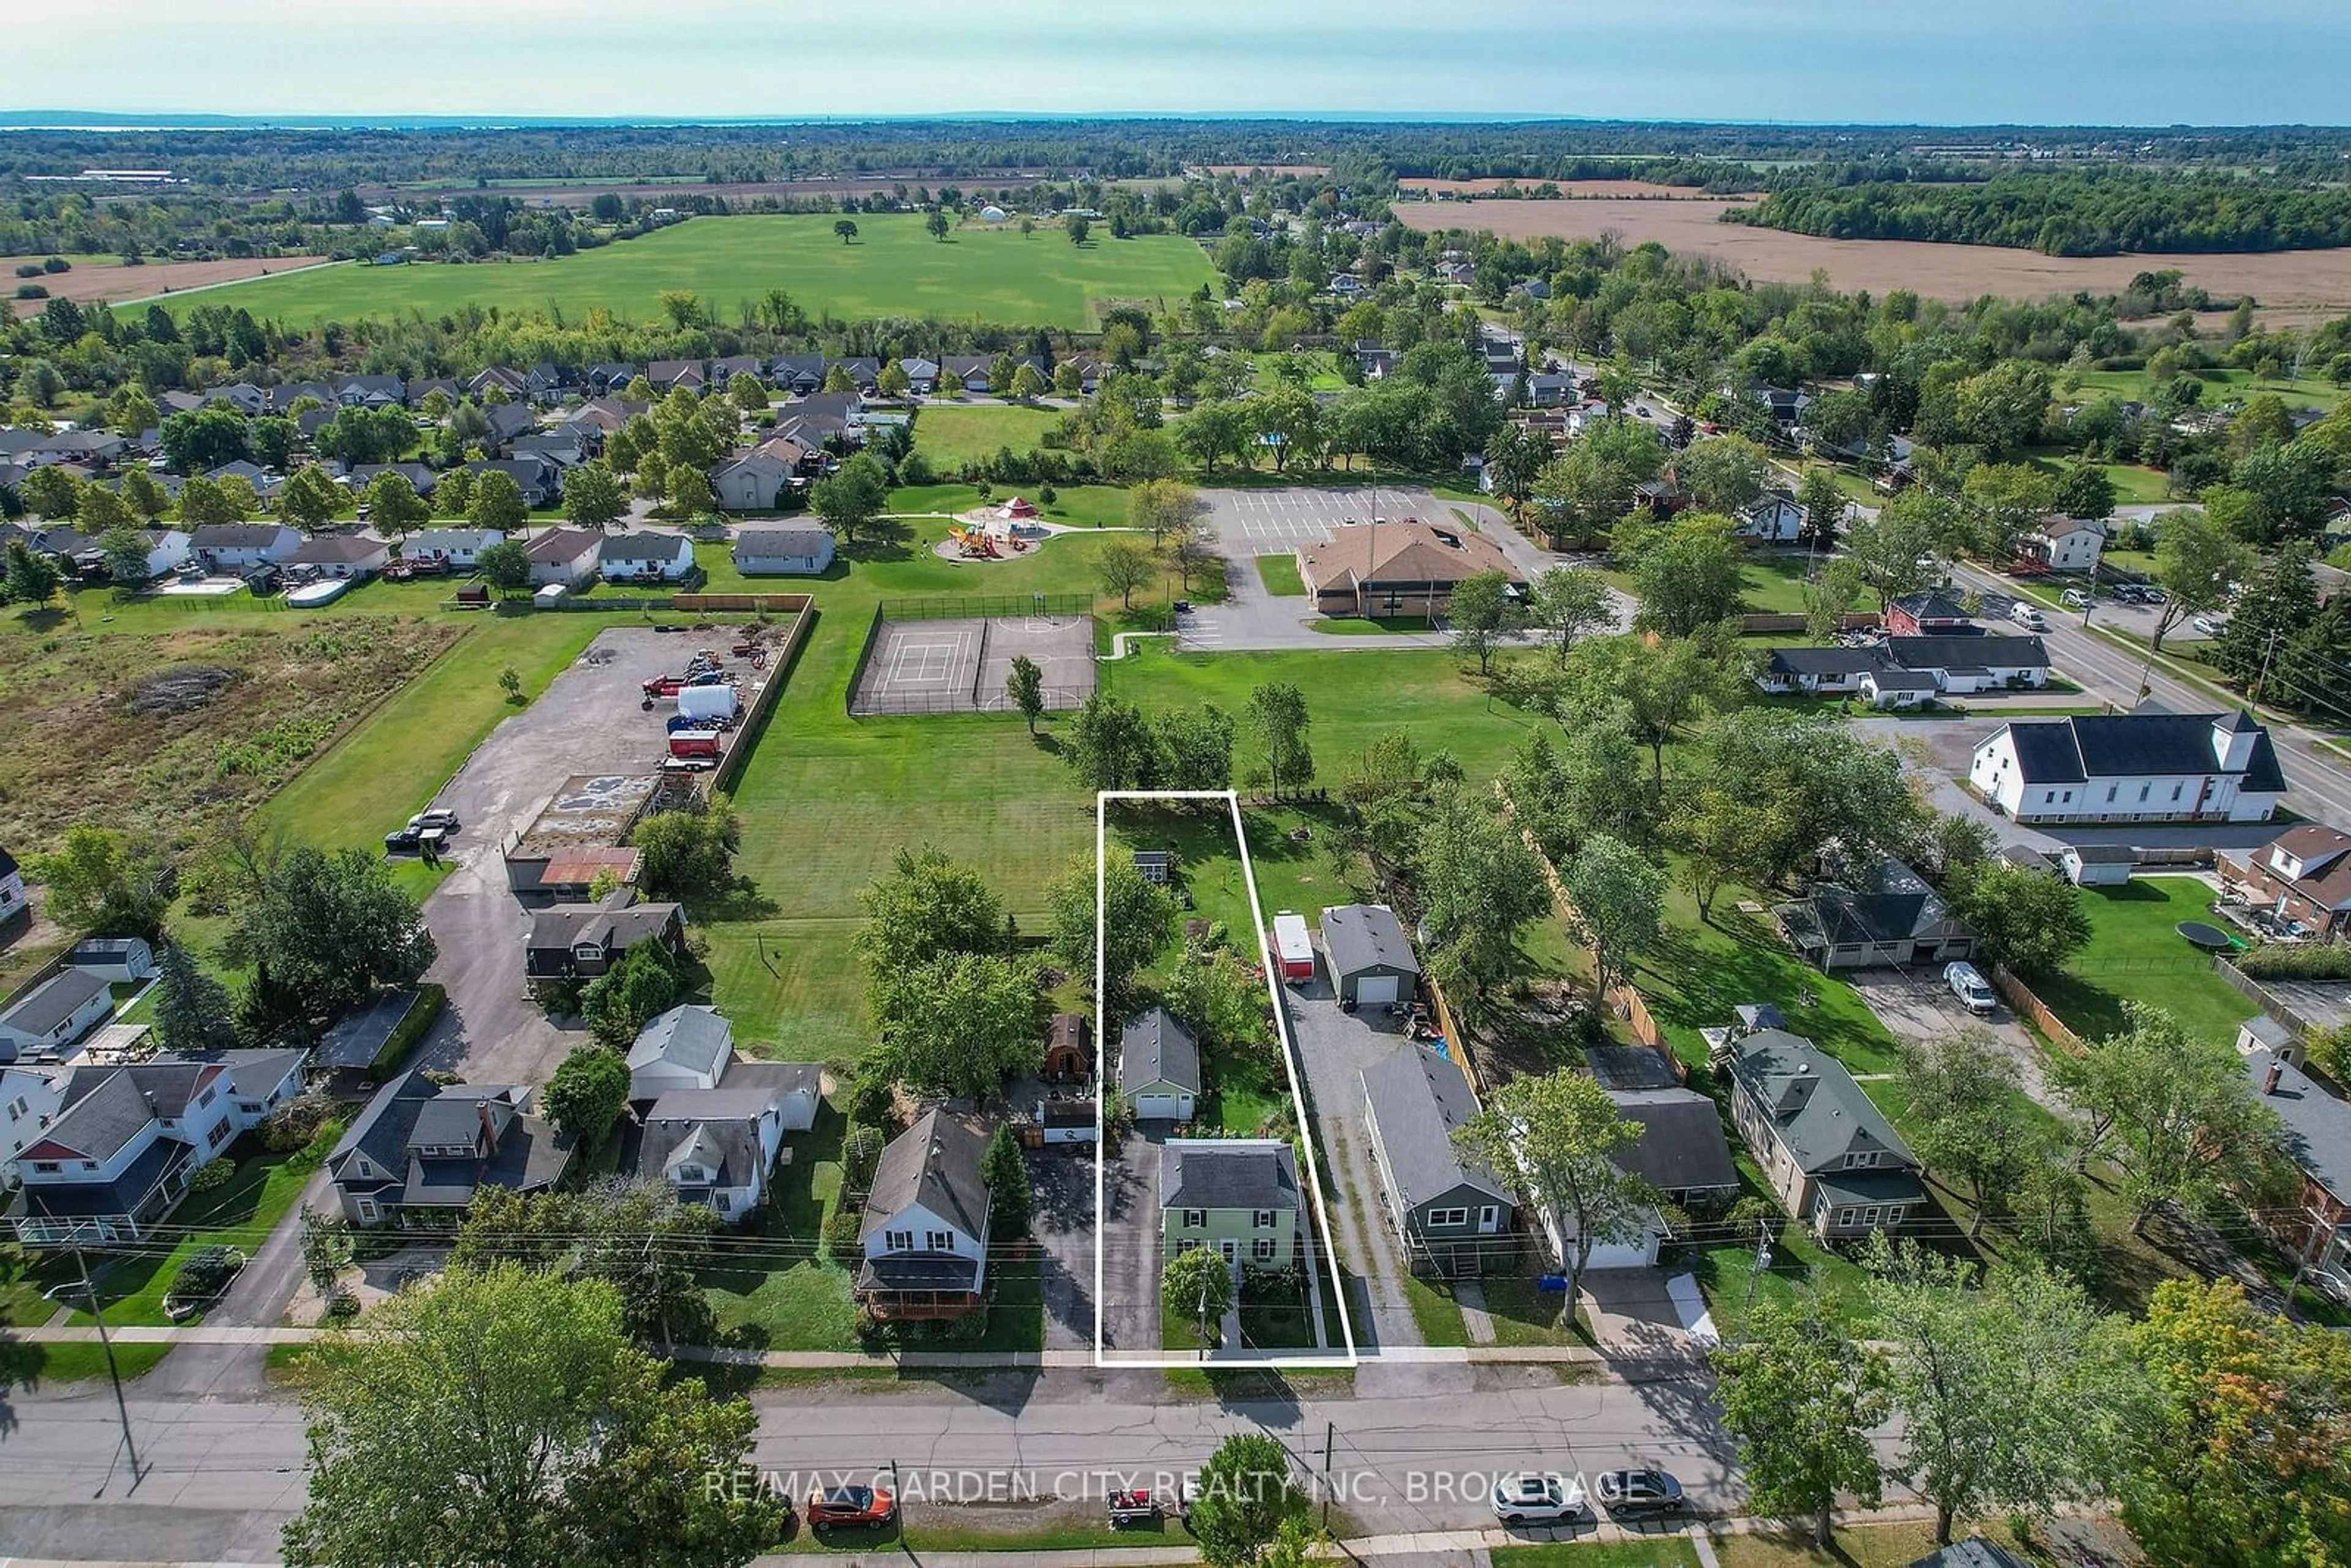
(852, 611, 1097, 716)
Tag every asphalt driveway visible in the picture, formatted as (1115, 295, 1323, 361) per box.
(1280, 979, 1424, 1353)
(1026, 1142, 1098, 1352)
(1843, 966, 2054, 1108)
(1095, 1129, 1164, 1357)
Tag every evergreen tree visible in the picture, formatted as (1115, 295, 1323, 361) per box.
(981, 1125, 1033, 1237)
(154, 942, 236, 1052)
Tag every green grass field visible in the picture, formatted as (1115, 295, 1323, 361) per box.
(910, 403, 1068, 469)
(159, 214, 1221, 331)
(2031, 876, 2259, 1044)
(2071, 364, 2344, 413)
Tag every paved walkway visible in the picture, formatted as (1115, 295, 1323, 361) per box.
(1453, 1281, 1498, 1346)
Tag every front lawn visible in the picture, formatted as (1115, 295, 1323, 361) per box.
(1401, 1273, 1472, 1346)
(1311, 615, 1438, 636)
(701, 1100, 858, 1351)
(1684, 1151, 1878, 1340)
(2030, 876, 2259, 1044)
(1237, 1267, 1322, 1349)
(1493, 1543, 1703, 1568)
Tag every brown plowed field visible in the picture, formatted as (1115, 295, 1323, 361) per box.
(1397, 197, 2351, 310)
(5, 255, 332, 317)
(1400, 177, 1754, 199)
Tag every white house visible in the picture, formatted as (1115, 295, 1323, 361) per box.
(1, 1063, 66, 1191)
(1970, 710, 2288, 825)
(856, 1108, 992, 1320)
(599, 531, 696, 583)
(401, 528, 503, 569)
(733, 523, 836, 576)
(0, 969, 114, 1061)
(132, 528, 192, 579)
(637, 1080, 799, 1223)
(1733, 492, 1805, 543)
(626, 1005, 733, 1100)
(189, 523, 300, 571)
(10, 1049, 306, 1244)
(522, 527, 604, 589)
(712, 450, 792, 511)
(2019, 516, 2107, 575)
(285, 534, 391, 580)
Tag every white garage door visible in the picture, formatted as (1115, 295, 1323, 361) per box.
(1355, 973, 1401, 1008)
(1134, 1094, 1191, 1121)
(1583, 1232, 1660, 1271)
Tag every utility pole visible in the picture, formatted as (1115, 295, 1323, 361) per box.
(1737, 1219, 1772, 1345)
(76, 1244, 141, 1485)
(887, 1457, 902, 1532)
(2252, 626, 2285, 714)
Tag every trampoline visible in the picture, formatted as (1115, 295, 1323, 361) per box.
(2177, 921, 2235, 953)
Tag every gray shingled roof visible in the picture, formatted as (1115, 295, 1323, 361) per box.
(1161, 1140, 1300, 1212)
(1361, 1048, 1510, 1208)
(1, 967, 108, 1038)
(860, 1108, 989, 1241)
(2246, 1048, 2351, 1203)
(627, 1005, 733, 1084)
(1606, 1088, 1739, 1195)
(1321, 904, 1419, 981)
(1727, 1030, 1916, 1174)
(638, 1086, 783, 1187)
(1120, 1006, 1201, 1095)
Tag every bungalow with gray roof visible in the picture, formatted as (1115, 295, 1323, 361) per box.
(733, 522, 835, 575)
(1727, 1029, 1924, 1239)
(0, 969, 114, 1062)
(1361, 1048, 1515, 1277)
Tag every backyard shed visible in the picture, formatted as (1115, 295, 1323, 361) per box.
(2060, 843, 2136, 887)
(67, 937, 155, 984)
(1320, 903, 1420, 1009)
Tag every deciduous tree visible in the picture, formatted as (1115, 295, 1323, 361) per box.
(1712, 1305, 1890, 1548)
(1046, 851, 1174, 1008)
(1244, 681, 1314, 799)
(1448, 568, 1521, 675)
(1895, 1030, 2043, 1236)
(1561, 833, 1663, 997)
(1061, 691, 1161, 790)
(2148, 506, 2255, 652)
(869, 950, 1041, 1097)
(542, 1045, 631, 1148)
(31, 825, 172, 940)
(1162, 1245, 1234, 1351)
(1456, 1071, 1654, 1326)
(562, 460, 626, 532)
(468, 468, 529, 535)
(1188, 1433, 1299, 1566)
(1525, 565, 1611, 664)
(1006, 653, 1046, 734)
(1946, 858, 2091, 974)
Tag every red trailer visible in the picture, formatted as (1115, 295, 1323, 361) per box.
(667, 728, 722, 760)
(1271, 912, 1316, 983)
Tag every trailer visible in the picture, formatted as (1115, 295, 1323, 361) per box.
(667, 729, 723, 760)
(1271, 911, 1315, 983)
(676, 683, 740, 722)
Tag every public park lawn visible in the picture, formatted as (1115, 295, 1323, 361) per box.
(910, 403, 1068, 469)
(2028, 876, 2259, 1044)
(160, 214, 1221, 331)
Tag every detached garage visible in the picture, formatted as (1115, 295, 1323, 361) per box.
(1119, 1005, 1200, 1123)
(1321, 904, 1420, 1010)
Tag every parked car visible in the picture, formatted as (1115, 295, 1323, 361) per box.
(408, 808, 460, 834)
(1944, 960, 1998, 1015)
(806, 1485, 896, 1530)
(2060, 588, 2091, 609)
(2192, 614, 2228, 637)
(2009, 602, 2048, 631)
(1492, 1472, 1589, 1525)
(1594, 1468, 1684, 1519)
(383, 825, 423, 854)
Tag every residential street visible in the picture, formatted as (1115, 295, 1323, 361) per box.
(0, 1360, 1763, 1560)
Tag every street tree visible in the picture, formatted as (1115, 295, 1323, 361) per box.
(1962, 462, 2059, 560)
(1526, 565, 1612, 664)
(1561, 833, 1664, 997)
(1449, 568, 1522, 675)
(2120, 1278, 2351, 1568)
(2050, 1003, 2286, 1232)
(1244, 681, 1314, 799)
(1847, 490, 1965, 607)
(1188, 1433, 1300, 1566)
(1794, 467, 1849, 548)
(2148, 506, 2256, 652)
(452, 1182, 721, 1352)
(1162, 1245, 1234, 1351)
(1895, 1030, 2043, 1236)
(1005, 653, 1046, 734)
(542, 1045, 632, 1148)
(1867, 1240, 2141, 1547)
(1712, 1304, 1890, 1548)
(280, 1264, 782, 1568)
(1456, 1071, 1655, 1326)
(563, 460, 627, 532)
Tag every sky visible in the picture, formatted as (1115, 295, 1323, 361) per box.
(12, 0, 2351, 126)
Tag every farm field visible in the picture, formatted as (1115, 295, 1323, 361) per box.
(2069, 364, 2343, 413)
(4, 254, 334, 317)
(157, 214, 1222, 330)
(1401, 175, 1750, 199)
(1396, 198, 2351, 310)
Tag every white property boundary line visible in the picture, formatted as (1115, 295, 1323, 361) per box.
(1094, 789, 1361, 1370)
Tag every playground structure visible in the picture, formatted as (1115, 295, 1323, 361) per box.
(947, 523, 1024, 558)
(945, 496, 1053, 559)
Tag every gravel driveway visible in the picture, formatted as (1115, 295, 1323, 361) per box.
(1843, 967, 2057, 1109)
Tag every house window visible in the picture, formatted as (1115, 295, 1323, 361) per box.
(1832, 1207, 1853, 1226)
(82, 1159, 98, 1171)
(924, 1230, 953, 1251)
(2172, 783, 2183, 801)
(1845, 1150, 1880, 1169)
(1252, 1209, 1275, 1229)
(2106, 785, 2118, 802)
(1856, 1206, 1882, 1228)
(1182, 1209, 1205, 1229)
(31, 1160, 59, 1173)
(198, 1085, 216, 1108)
(2061, 790, 2074, 804)
(1253, 1239, 1277, 1262)
(2139, 784, 2151, 802)
(1428, 1207, 1469, 1228)
(354, 1196, 379, 1223)
(885, 1229, 913, 1253)
(207, 1121, 231, 1149)
(714, 1193, 731, 1214)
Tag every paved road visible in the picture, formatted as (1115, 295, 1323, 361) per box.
(0, 1361, 1765, 1559)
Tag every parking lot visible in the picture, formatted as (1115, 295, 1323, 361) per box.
(1197, 486, 1493, 556)
(407, 626, 684, 1086)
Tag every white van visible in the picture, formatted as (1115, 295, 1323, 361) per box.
(2009, 602, 2048, 631)
(1944, 961, 1997, 1015)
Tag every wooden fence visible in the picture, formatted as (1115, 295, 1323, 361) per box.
(674, 592, 816, 615)
(1990, 963, 2085, 1056)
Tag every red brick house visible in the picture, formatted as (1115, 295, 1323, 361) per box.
(2219, 825, 2351, 939)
